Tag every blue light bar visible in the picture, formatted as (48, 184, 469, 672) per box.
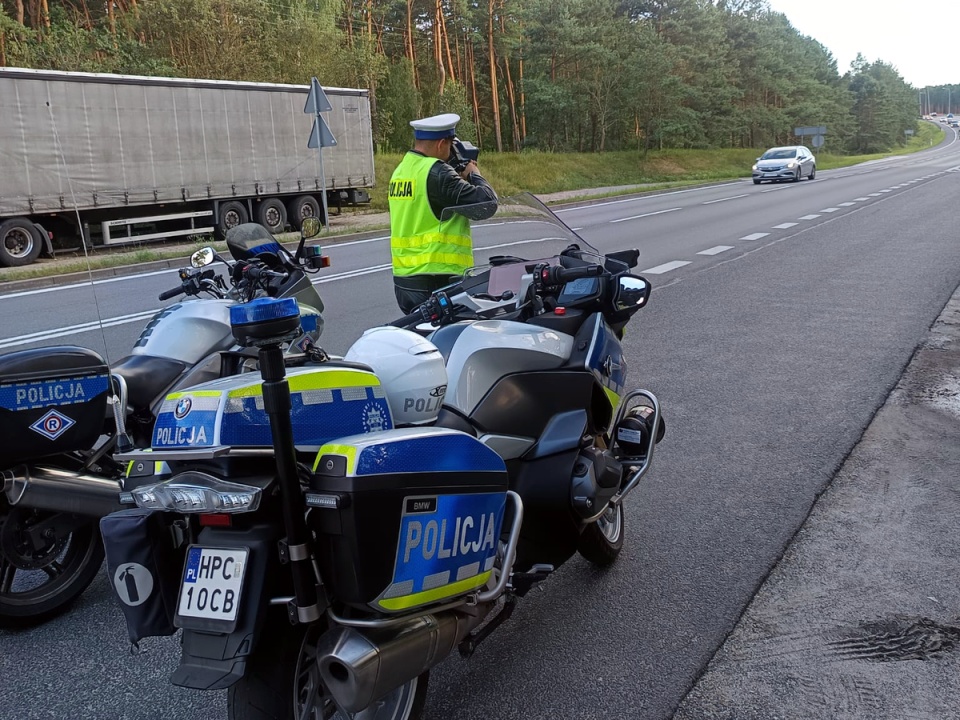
(230, 297, 300, 328)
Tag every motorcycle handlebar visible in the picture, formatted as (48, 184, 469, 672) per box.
(158, 286, 183, 301)
(389, 308, 425, 328)
(243, 264, 288, 282)
(549, 264, 604, 284)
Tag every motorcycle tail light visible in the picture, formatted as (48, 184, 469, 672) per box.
(199, 513, 233, 527)
(131, 472, 261, 514)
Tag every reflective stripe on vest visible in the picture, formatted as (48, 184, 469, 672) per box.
(389, 153, 474, 277)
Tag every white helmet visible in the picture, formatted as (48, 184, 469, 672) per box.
(344, 327, 447, 426)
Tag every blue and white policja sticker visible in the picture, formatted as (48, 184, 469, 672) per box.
(376, 492, 505, 611)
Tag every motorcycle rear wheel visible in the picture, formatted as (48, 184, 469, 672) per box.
(229, 613, 428, 720)
(0, 509, 104, 628)
(577, 502, 625, 567)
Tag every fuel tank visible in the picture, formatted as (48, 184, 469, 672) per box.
(129, 298, 323, 365)
(129, 300, 236, 365)
(442, 320, 574, 416)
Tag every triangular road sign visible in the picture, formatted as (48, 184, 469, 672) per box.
(304, 77, 333, 114)
(307, 116, 338, 148)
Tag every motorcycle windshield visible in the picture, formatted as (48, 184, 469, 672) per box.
(439, 192, 624, 298)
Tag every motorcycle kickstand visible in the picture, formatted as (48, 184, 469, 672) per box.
(458, 595, 517, 659)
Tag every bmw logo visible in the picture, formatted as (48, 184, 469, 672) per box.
(174, 397, 193, 419)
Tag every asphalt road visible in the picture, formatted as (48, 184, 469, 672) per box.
(2, 128, 960, 719)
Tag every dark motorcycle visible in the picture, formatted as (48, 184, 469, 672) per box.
(100, 194, 665, 719)
(0, 219, 328, 626)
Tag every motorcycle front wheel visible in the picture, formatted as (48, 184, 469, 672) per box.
(229, 613, 428, 720)
(0, 508, 105, 628)
(577, 502, 625, 567)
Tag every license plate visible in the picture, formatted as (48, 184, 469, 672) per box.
(175, 546, 248, 629)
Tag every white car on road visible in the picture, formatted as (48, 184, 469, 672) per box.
(752, 145, 816, 184)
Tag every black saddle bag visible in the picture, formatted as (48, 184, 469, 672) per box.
(100, 508, 186, 645)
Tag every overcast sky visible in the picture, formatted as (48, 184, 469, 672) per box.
(765, 0, 955, 88)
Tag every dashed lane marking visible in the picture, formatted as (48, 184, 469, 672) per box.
(609, 207, 682, 224)
(741, 233, 769, 241)
(820, 208, 840, 213)
(772, 223, 798, 229)
(697, 246, 734, 256)
(798, 214, 821, 220)
(837, 202, 855, 206)
(703, 194, 749, 205)
(642, 261, 691, 274)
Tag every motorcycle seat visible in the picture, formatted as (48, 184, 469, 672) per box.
(111, 355, 188, 411)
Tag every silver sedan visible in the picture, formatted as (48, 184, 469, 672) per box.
(752, 145, 816, 184)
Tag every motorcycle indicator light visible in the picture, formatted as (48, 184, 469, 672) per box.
(130, 472, 261, 514)
(554, 307, 567, 315)
(304, 245, 331, 269)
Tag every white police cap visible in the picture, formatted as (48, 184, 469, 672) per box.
(410, 113, 460, 140)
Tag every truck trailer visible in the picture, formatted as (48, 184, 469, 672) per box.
(0, 68, 375, 267)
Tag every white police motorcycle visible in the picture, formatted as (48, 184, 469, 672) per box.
(100, 194, 665, 719)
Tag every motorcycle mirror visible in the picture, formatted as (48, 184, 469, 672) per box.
(616, 274, 651, 310)
(191, 247, 216, 268)
(301, 218, 322, 239)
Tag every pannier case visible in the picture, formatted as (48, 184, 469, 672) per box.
(308, 427, 509, 613)
(0, 346, 110, 467)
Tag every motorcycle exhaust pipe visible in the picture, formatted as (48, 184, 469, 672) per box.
(3, 466, 124, 517)
(316, 609, 488, 713)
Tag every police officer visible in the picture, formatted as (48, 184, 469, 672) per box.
(389, 113, 498, 313)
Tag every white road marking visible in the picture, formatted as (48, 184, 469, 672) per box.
(798, 214, 821, 220)
(837, 202, 855, 207)
(314, 264, 392, 283)
(869, 193, 882, 196)
(772, 223, 797, 229)
(741, 233, 769, 241)
(853, 197, 869, 201)
(820, 208, 840, 213)
(0, 309, 160, 350)
(553, 182, 742, 213)
(703, 194, 748, 205)
(697, 246, 734, 256)
(0, 268, 177, 301)
(609, 207, 682, 224)
(760, 186, 790, 193)
(642, 261, 691, 274)
(332, 235, 389, 248)
(879, 189, 892, 193)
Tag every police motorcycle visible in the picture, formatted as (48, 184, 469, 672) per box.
(0, 218, 329, 627)
(98, 193, 664, 720)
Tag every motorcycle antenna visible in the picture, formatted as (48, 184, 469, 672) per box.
(45, 97, 113, 364)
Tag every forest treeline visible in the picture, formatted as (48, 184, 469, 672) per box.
(0, 0, 955, 155)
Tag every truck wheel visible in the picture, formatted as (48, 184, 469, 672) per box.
(285, 195, 321, 230)
(0, 218, 43, 267)
(218, 201, 249, 238)
(256, 199, 287, 234)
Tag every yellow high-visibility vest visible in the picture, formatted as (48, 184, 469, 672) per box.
(389, 152, 473, 277)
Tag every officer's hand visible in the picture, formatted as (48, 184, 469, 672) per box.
(459, 161, 478, 180)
